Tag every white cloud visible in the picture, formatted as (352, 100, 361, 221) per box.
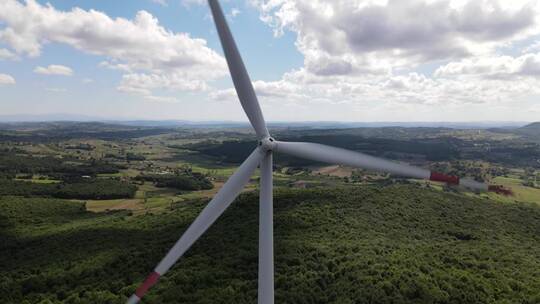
(215, 0, 540, 121)
(82, 78, 94, 84)
(144, 95, 179, 103)
(523, 40, 540, 53)
(98, 61, 132, 72)
(435, 53, 540, 79)
(182, 0, 206, 7)
(1, 0, 539, 120)
(34, 64, 73, 76)
(230, 8, 241, 18)
(151, 0, 168, 6)
(213, 64, 540, 120)
(0, 48, 16, 60)
(118, 72, 209, 95)
(0, 73, 15, 85)
(45, 87, 67, 93)
(0, 0, 227, 96)
(117, 73, 207, 102)
(253, 0, 540, 74)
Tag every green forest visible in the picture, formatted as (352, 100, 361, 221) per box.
(1, 185, 539, 304)
(0, 179, 137, 200)
(184, 134, 540, 168)
(0, 152, 121, 179)
(134, 172, 213, 191)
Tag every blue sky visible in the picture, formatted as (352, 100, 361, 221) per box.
(1, 0, 540, 122)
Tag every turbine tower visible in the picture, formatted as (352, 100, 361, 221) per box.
(127, 1, 510, 303)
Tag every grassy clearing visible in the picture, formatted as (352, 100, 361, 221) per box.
(15, 177, 61, 184)
(413, 176, 540, 205)
(486, 176, 540, 205)
(96, 172, 122, 178)
(311, 165, 354, 177)
(86, 199, 143, 212)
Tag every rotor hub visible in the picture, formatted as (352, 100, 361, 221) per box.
(259, 137, 276, 151)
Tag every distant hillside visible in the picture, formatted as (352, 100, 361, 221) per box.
(515, 122, 540, 141)
(0, 116, 529, 129)
(0, 121, 174, 141)
(520, 122, 540, 131)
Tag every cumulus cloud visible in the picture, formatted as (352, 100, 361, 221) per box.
(118, 72, 209, 95)
(215, 66, 540, 110)
(151, 0, 168, 6)
(34, 64, 73, 76)
(0, 0, 227, 98)
(252, 0, 540, 74)
(182, 0, 206, 7)
(230, 8, 241, 18)
(222, 0, 540, 119)
(435, 53, 540, 79)
(0, 48, 16, 60)
(0, 73, 15, 85)
(144, 95, 179, 103)
(2, 0, 540, 116)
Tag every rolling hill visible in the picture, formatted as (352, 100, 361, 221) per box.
(519, 122, 540, 132)
(1, 185, 539, 303)
(515, 122, 540, 141)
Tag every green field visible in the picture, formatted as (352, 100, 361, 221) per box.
(487, 176, 540, 205)
(15, 177, 61, 184)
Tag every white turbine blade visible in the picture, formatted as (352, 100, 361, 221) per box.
(275, 141, 430, 179)
(258, 151, 274, 304)
(127, 147, 265, 304)
(274, 141, 490, 192)
(208, 0, 269, 138)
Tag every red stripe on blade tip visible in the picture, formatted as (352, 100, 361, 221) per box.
(135, 271, 161, 298)
(430, 172, 459, 185)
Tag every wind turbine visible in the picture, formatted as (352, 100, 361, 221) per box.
(127, 1, 510, 303)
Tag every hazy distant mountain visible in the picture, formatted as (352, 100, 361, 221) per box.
(0, 113, 531, 129)
(268, 121, 529, 129)
(515, 122, 540, 140)
(0, 114, 108, 122)
(520, 122, 540, 130)
(91, 120, 533, 129)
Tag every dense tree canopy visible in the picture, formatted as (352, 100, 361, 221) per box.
(0, 153, 121, 178)
(0, 179, 136, 200)
(1, 185, 539, 303)
(135, 173, 213, 191)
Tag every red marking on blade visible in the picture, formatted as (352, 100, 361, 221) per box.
(135, 271, 161, 298)
(488, 185, 513, 196)
(430, 172, 459, 185)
